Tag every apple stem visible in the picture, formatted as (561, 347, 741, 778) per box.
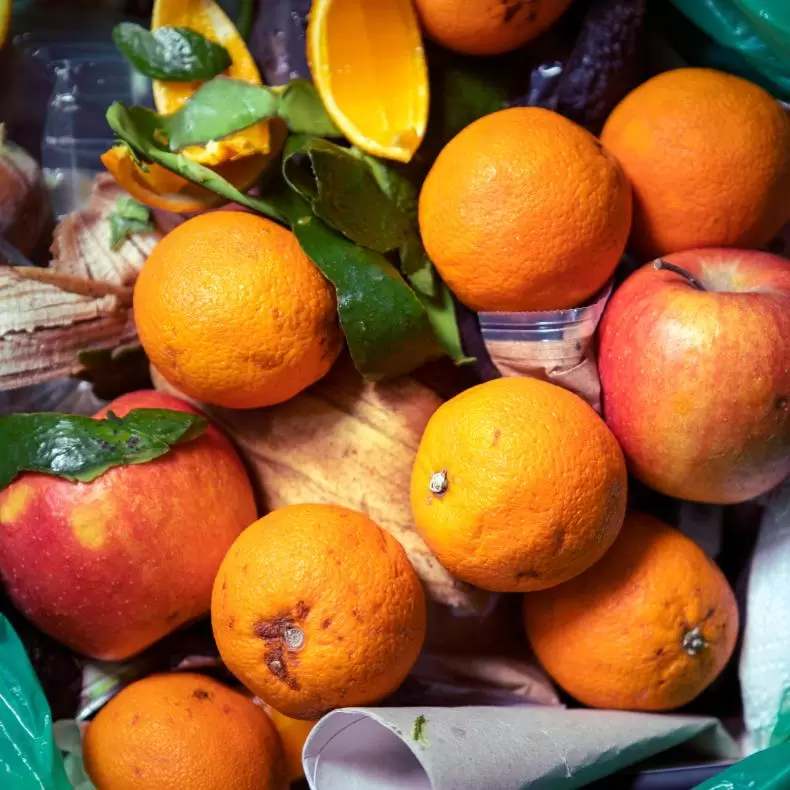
(653, 259, 706, 291)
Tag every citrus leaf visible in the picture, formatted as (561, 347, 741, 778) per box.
(112, 22, 232, 81)
(278, 79, 341, 136)
(108, 197, 154, 249)
(0, 409, 207, 490)
(355, 152, 472, 364)
(283, 137, 412, 253)
(167, 77, 281, 151)
(106, 102, 288, 223)
(290, 212, 443, 379)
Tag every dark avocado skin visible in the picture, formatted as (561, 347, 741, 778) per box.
(556, 0, 648, 134)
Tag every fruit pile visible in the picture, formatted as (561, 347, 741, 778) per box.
(0, 0, 789, 788)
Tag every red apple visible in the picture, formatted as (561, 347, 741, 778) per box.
(599, 249, 790, 504)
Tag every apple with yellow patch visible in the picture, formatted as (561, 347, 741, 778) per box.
(0, 391, 257, 660)
(599, 249, 790, 504)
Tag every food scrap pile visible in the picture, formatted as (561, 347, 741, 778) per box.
(0, 0, 789, 788)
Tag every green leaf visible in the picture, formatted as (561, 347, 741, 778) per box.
(291, 212, 443, 379)
(0, 409, 207, 490)
(235, 0, 255, 41)
(108, 197, 154, 249)
(278, 80, 341, 137)
(167, 77, 280, 151)
(106, 102, 288, 223)
(283, 137, 412, 253)
(412, 715, 428, 744)
(164, 77, 339, 152)
(356, 152, 472, 365)
(112, 22, 231, 81)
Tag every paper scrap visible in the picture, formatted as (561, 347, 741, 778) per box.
(303, 706, 738, 790)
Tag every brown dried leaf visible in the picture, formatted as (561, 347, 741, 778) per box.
(0, 174, 162, 391)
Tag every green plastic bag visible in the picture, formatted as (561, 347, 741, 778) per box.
(693, 742, 790, 788)
(0, 615, 71, 789)
(669, 0, 790, 98)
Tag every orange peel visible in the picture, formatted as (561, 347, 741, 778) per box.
(307, 0, 429, 162)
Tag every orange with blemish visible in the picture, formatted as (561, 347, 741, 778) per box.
(523, 512, 739, 710)
(211, 504, 426, 720)
(0, 391, 257, 660)
(84, 673, 287, 790)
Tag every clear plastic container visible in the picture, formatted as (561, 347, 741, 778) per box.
(476, 282, 613, 411)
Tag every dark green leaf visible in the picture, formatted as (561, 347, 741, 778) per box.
(75, 347, 152, 402)
(112, 22, 231, 81)
(167, 77, 280, 151)
(291, 212, 443, 379)
(355, 152, 472, 364)
(283, 137, 412, 253)
(108, 197, 154, 249)
(278, 80, 341, 137)
(235, 0, 255, 41)
(106, 102, 287, 223)
(0, 409, 207, 490)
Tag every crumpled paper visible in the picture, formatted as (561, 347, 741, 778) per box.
(740, 478, 790, 752)
(303, 706, 738, 790)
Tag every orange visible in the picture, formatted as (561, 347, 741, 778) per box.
(264, 705, 317, 782)
(523, 512, 739, 711)
(418, 107, 632, 312)
(414, 0, 573, 55)
(101, 145, 269, 214)
(601, 68, 790, 261)
(83, 673, 288, 790)
(410, 377, 627, 593)
(134, 211, 344, 409)
(211, 503, 426, 719)
(307, 0, 428, 162)
(151, 0, 270, 165)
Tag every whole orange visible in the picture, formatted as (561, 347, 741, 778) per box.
(418, 107, 632, 312)
(523, 512, 739, 711)
(601, 68, 790, 261)
(134, 211, 344, 409)
(410, 377, 627, 592)
(264, 705, 317, 782)
(211, 503, 426, 719)
(0, 390, 256, 660)
(83, 673, 287, 790)
(414, 0, 573, 55)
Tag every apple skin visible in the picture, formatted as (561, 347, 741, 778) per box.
(599, 248, 790, 504)
(0, 391, 257, 660)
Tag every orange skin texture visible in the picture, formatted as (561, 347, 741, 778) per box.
(83, 673, 287, 790)
(414, 0, 574, 56)
(601, 68, 790, 261)
(212, 504, 426, 720)
(418, 107, 632, 312)
(134, 211, 344, 410)
(410, 377, 628, 592)
(599, 249, 790, 504)
(264, 705, 317, 782)
(523, 512, 739, 711)
(0, 391, 257, 660)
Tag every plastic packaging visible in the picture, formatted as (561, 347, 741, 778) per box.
(477, 282, 612, 412)
(666, 0, 790, 99)
(0, 615, 70, 790)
